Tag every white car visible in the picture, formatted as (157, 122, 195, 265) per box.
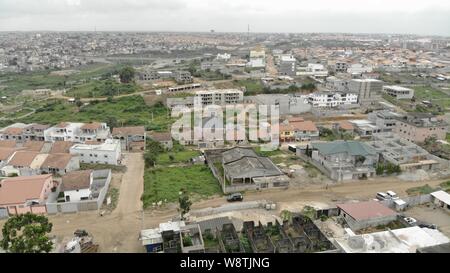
(386, 191, 399, 200)
(404, 217, 417, 225)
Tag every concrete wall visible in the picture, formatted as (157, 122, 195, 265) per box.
(46, 169, 111, 214)
(341, 212, 397, 231)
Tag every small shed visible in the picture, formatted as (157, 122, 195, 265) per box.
(430, 190, 450, 211)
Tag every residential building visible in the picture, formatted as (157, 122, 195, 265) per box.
(78, 122, 111, 143)
(325, 76, 348, 92)
(367, 133, 439, 171)
(393, 113, 448, 143)
(149, 132, 173, 150)
(348, 119, 382, 138)
(61, 170, 94, 202)
(278, 55, 296, 76)
(44, 122, 84, 142)
(50, 141, 74, 154)
(174, 71, 193, 84)
(348, 79, 383, 104)
(337, 201, 397, 231)
(297, 63, 329, 77)
(430, 190, 450, 212)
(0, 148, 17, 167)
(303, 92, 358, 108)
(280, 118, 319, 142)
(22, 124, 49, 141)
(138, 70, 159, 81)
(40, 153, 80, 176)
(0, 174, 53, 215)
(383, 85, 414, 100)
(70, 139, 122, 165)
(167, 83, 202, 93)
(112, 126, 146, 151)
(309, 140, 378, 181)
(367, 110, 404, 132)
(335, 226, 450, 253)
(195, 89, 243, 106)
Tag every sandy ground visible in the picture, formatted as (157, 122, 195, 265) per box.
(404, 205, 450, 238)
(1, 152, 450, 252)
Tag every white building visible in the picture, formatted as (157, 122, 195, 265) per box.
(44, 122, 110, 143)
(70, 139, 122, 165)
(302, 92, 358, 108)
(383, 85, 414, 100)
(297, 63, 329, 77)
(216, 53, 231, 61)
(61, 170, 94, 202)
(347, 63, 373, 74)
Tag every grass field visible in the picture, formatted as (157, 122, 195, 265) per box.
(18, 95, 174, 131)
(0, 63, 121, 96)
(142, 165, 221, 207)
(156, 150, 200, 165)
(406, 184, 439, 196)
(66, 79, 141, 98)
(233, 79, 264, 95)
(413, 86, 450, 111)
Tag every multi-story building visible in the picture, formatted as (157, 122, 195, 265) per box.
(334, 61, 348, 73)
(112, 126, 146, 151)
(367, 110, 404, 133)
(44, 122, 110, 143)
(138, 70, 159, 81)
(348, 79, 383, 104)
(278, 55, 296, 76)
(174, 71, 193, 84)
(70, 139, 122, 165)
(394, 113, 448, 143)
(383, 85, 414, 100)
(325, 76, 348, 92)
(280, 118, 319, 142)
(195, 89, 243, 106)
(303, 92, 358, 108)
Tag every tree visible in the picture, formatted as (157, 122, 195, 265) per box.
(1, 213, 53, 253)
(119, 66, 135, 83)
(144, 150, 157, 168)
(105, 116, 118, 130)
(178, 188, 192, 220)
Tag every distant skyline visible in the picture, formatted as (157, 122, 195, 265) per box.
(1, 0, 450, 36)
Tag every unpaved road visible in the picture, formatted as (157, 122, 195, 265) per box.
(1, 156, 449, 253)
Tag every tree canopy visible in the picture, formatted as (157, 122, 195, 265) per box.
(119, 66, 135, 83)
(1, 213, 53, 253)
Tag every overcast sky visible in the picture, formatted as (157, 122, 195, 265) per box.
(1, 0, 450, 36)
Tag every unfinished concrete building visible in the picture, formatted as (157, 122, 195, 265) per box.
(367, 133, 439, 171)
(217, 223, 245, 253)
(242, 221, 276, 253)
(288, 215, 336, 252)
(204, 147, 289, 193)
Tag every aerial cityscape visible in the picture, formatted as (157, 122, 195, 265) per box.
(1, 0, 450, 260)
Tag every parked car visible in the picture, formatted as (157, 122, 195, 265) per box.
(386, 191, 399, 200)
(376, 192, 389, 201)
(227, 193, 243, 202)
(404, 217, 417, 225)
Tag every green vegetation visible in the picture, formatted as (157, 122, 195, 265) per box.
(413, 86, 450, 113)
(375, 163, 401, 175)
(17, 96, 174, 131)
(439, 181, 450, 193)
(179, 188, 192, 220)
(301, 206, 316, 220)
(119, 66, 136, 83)
(104, 188, 119, 211)
(0, 63, 123, 96)
(406, 184, 439, 196)
(255, 146, 284, 157)
(233, 79, 264, 95)
(203, 232, 220, 249)
(80, 163, 126, 173)
(1, 213, 53, 253)
(319, 127, 353, 141)
(66, 79, 141, 98)
(157, 150, 199, 165)
(142, 165, 221, 208)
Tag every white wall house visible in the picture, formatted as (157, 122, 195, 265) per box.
(70, 139, 122, 165)
(302, 92, 358, 108)
(44, 122, 110, 143)
(61, 170, 94, 202)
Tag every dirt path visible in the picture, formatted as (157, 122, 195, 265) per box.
(1, 166, 448, 252)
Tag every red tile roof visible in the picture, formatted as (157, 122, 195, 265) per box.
(337, 201, 397, 221)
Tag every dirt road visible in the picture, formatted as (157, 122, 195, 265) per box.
(1, 158, 449, 253)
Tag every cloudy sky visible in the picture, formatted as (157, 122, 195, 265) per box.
(1, 0, 450, 36)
